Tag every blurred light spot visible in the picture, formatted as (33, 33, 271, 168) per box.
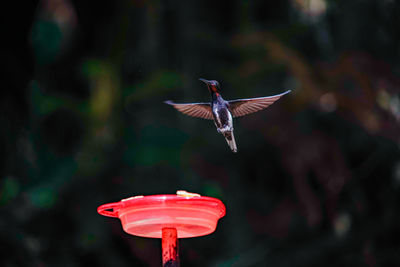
(334, 213, 351, 237)
(363, 112, 380, 134)
(292, 0, 327, 18)
(25, 236, 41, 255)
(389, 95, 400, 121)
(0, 177, 20, 205)
(29, 187, 57, 209)
(319, 92, 337, 112)
(377, 89, 400, 121)
(42, 0, 77, 28)
(82, 60, 119, 132)
(377, 89, 390, 110)
(31, 20, 63, 65)
(32, 0, 78, 62)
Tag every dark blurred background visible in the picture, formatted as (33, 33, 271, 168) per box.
(2, 0, 400, 266)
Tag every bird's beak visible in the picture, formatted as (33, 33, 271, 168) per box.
(199, 78, 210, 85)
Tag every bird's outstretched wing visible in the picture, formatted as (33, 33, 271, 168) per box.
(164, 101, 213, 120)
(228, 90, 291, 118)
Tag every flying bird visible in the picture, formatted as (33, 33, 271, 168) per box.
(165, 78, 290, 153)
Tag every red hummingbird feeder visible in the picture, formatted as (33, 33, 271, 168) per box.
(97, 190, 226, 266)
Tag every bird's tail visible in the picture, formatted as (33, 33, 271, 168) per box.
(224, 131, 237, 153)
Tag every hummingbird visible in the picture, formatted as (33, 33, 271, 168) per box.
(165, 78, 290, 153)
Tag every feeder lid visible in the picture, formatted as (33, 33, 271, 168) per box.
(97, 190, 226, 238)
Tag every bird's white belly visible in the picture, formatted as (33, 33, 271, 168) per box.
(213, 106, 233, 133)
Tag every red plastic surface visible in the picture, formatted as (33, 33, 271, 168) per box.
(97, 193, 226, 238)
(162, 228, 179, 266)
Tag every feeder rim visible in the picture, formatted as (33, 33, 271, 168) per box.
(97, 194, 226, 218)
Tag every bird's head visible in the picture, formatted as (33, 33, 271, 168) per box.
(199, 78, 220, 94)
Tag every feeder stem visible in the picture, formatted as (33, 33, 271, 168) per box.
(162, 228, 179, 267)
